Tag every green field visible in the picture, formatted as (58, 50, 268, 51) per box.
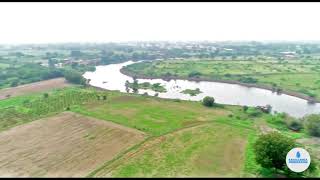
(122, 59, 320, 101)
(93, 122, 254, 177)
(0, 86, 319, 177)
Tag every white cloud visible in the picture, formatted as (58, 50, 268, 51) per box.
(0, 2, 320, 44)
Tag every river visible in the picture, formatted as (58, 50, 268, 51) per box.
(83, 61, 320, 118)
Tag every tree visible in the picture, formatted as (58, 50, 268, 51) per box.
(48, 58, 55, 69)
(70, 50, 82, 59)
(125, 80, 130, 93)
(63, 69, 86, 85)
(188, 71, 202, 78)
(43, 93, 49, 98)
(132, 78, 139, 94)
(243, 105, 249, 112)
(10, 78, 19, 87)
(202, 96, 215, 107)
(254, 132, 295, 172)
(303, 114, 320, 137)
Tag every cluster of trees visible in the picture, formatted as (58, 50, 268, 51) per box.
(0, 63, 64, 88)
(63, 69, 86, 85)
(0, 61, 90, 89)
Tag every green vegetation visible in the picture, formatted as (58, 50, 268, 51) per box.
(254, 132, 295, 173)
(202, 96, 215, 107)
(63, 69, 86, 85)
(0, 87, 107, 132)
(181, 88, 202, 96)
(123, 59, 320, 101)
(0, 63, 63, 88)
(103, 122, 252, 177)
(254, 132, 317, 177)
(126, 81, 167, 93)
(0, 86, 319, 177)
(2, 40, 320, 177)
(303, 114, 320, 137)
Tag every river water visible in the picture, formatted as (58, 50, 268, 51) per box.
(83, 61, 320, 118)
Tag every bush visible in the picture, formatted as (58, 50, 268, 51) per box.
(202, 96, 215, 107)
(303, 114, 320, 137)
(284, 117, 303, 131)
(246, 107, 262, 117)
(43, 93, 49, 98)
(188, 71, 202, 78)
(142, 92, 149, 96)
(254, 132, 295, 172)
(238, 77, 258, 84)
(243, 105, 249, 112)
(10, 79, 19, 87)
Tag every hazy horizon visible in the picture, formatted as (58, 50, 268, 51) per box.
(2, 2, 320, 44)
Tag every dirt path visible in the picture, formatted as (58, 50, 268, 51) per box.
(0, 78, 72, 100)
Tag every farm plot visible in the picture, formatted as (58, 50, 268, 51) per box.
(92, 122, 252, 177)
(0, 78, 72, 100)
(0, 112, 146, 177)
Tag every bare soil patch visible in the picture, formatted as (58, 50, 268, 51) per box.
(0, 78, 72, 100)
(0, 111, 145, 177)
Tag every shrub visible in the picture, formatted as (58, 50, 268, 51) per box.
(188, 71, 202, 78)
(284, 117, 303, 131)
(303, 114, 320, 137)
(243, 105, 249, 112)
(247, 107, 262, 117)
(254, 132, 295, 172)
(202, 96, 215, 107)
(238, 77, 258, 84)
(43, 93, 49, 98)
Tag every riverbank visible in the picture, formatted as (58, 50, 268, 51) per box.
(120, 68, 320, 103)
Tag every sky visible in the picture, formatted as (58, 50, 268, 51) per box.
(1, 2, 320, 44)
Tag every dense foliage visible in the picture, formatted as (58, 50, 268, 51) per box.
(254, 132, 295, 171)
(0, 63, 63, 88)
(202, 96, 215, 107)
(303, 114, 320, 137)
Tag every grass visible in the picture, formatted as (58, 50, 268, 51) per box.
(92, 121, 252, 177)
(72, 93, 232, 136)
(181, 88, 202, 96)
(123, 59, 320, 100)
(0, 86, 318, 177)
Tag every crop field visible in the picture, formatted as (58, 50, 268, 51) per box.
(0, 112, 146, 177)
(0, 78, 72, 100)
(92, 122, 253, 177)
(123, 59, 320, 100)
(0, 87, 107, 132)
